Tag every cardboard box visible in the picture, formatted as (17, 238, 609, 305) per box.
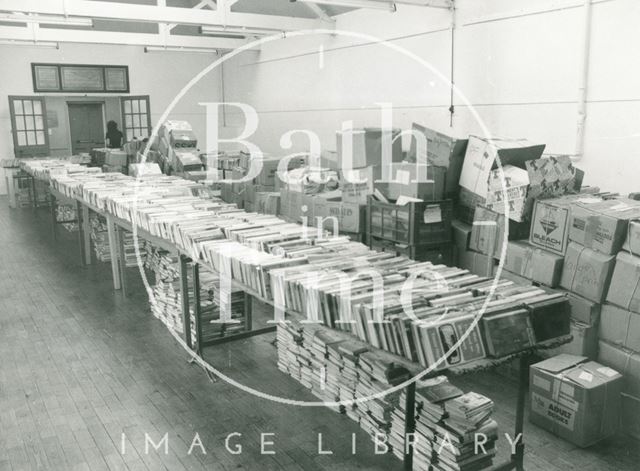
(567, 292, 601, 326)
(606, 251, 640, 312)
(451, 219, 472, 251)
(623, 220, 640, 255)
(301, 194, 315, 226)
(598, 340, 640, 396)
(485, 165, 530, 222)
(407, 124, 468, 197)
(245, 184, 275, 204)
(255, 192, 280, 216)
(599, 304, 640, 352)
(569, 198, 640, 255)
(545, 320, 598, 359)
(529, 354, 622, 447)
(459, 135, 545, 201)
(383, 163, 446, 202)
(469, 206, 530, 258)
(458, 249, 495, 277)
(106, 150, 128, 167)
(525, 155, 584, 201)
(503, 241, 564, 287)
(621, 393, 640, 441)
(560, 242, 616, 303)
(497, 268, 532, 286)
(336, 127, 402, 170)
(341, 166, 376, 205)
(279, 189, 290, 219)
(528, 195, 583, 255)
(314, 197, 365, 234)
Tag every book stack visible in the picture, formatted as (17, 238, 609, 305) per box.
(90, 214, 111, 262)
(56, 204, 78, 232)
(150, 278, 183, 333)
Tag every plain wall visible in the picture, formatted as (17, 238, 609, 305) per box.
(222, 0, 640, 194)
(0, 42, 223, 193)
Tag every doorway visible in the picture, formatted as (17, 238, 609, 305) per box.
(68, 102, 105, 154)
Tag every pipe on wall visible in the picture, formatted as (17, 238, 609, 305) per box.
(574, 0, 593, 160)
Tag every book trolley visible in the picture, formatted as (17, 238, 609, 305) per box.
(19, 160, 572, 471)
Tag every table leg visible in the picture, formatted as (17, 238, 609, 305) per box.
(31, 175, 37, 211)
(180, 255, 193, 349)
(192, 263, 202, 356)
(82, 204, 92, 265)
(76, 201, 85, 265)
(50, 193, 57, 240)
(514, 354, 529, 471)
(404, 381, 416, 471)
(118, 226, 129, 297)
(244, 292, 253, 332)
(106, 214, 121, 290)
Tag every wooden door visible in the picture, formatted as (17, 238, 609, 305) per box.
(8, 96, 50, 158)
(68, 103, 105, 154)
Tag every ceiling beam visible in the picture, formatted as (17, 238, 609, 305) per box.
(0, 0, 331, 30)
(0, 25, 257, 50)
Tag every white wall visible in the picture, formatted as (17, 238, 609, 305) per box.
(222, 0, 640, 194)
(0, 42, 222, 162)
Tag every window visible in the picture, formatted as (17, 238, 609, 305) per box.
(9, 96, 49, 158)
(121, 96, 151, 142)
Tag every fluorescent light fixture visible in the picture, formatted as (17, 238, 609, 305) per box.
(0, 39, 59, 48)
(200, 26, 283, 37)
(144, 46, 218, 54)
(294, 0, 396, 12)
(0, 13, 93, 27)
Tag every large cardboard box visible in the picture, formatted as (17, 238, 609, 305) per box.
(497, 268, 532, 286)
(569, 198, 640, 255)
(529, 354, 622, 447)
(469, 206, 530, 258)
(407, 124, 468, 197)
(458, 249, 495, 277)
(336, 127, 402, 170)
(459, 135, 545, 201)
(525, 155, 583, 201)
(623, 220, 640, 255)
(599, 304, 640, 352)
(314, 197, 365, 234)
(567, 292, 601, 326)
(485, 165, 530, 222)
(606, 251, 640, 312)
(503, 240, 564, 287)
(106, 150, 128, 167)
(382, 163, 446, 202)
(255, 192, 280, 216)
(451, 219, 472, 251)
(529, 195, 586, 255)
(621, 393, 640, 441)
(560, 242, 616, 303)
(598, 340, 640, 396)
(545, 320, 598, 359)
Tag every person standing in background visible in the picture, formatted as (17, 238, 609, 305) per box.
(106, 120, 124, 148)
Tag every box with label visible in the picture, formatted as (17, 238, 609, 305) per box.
(417, 313, 486, 370)
(503, 241, 564, 287)
(407, 124, 468, 197)
(545, 320, 598, 359)
(485, 165, 530, 222)
(599, 304, 640, 352)
(529, 354, 622, 447)
(606, 251, 640, 313)
(525, 155, 583, 201)
(529, 195, 586, 255)
(598, 340, 640, 396)
(336, 127, 402, 170)
(383, 163, 446, 202)
(569, 198, 640, 255)
(315, 197, 365, 234)
(560, 242, 616, 303)
(469, 206, 530, 258)
(459, 135, 545, 201)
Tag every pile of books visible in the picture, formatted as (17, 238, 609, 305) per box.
(55, 204, 78, 232)
(90, 214, 111, 262)
(391, 377, 498, 471)
(276, 320, 415, 456)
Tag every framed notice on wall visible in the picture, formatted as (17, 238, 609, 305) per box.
(32, 63, 129, 93)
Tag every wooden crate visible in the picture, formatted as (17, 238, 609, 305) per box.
(369, 235, 453, 265)
(367, 196, 452, 246)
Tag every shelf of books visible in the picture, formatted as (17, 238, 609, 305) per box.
(18, 158, 572, 471)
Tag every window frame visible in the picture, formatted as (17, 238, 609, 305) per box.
(8, 95, 50, 158)
(120, 95, 151, 143)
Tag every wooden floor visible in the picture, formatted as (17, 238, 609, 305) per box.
(0, 199, 639, 471)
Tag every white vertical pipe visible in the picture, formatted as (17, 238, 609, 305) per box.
(574, 0, 593, 160)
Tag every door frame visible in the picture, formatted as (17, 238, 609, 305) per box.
(66, 100, 106, 154)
